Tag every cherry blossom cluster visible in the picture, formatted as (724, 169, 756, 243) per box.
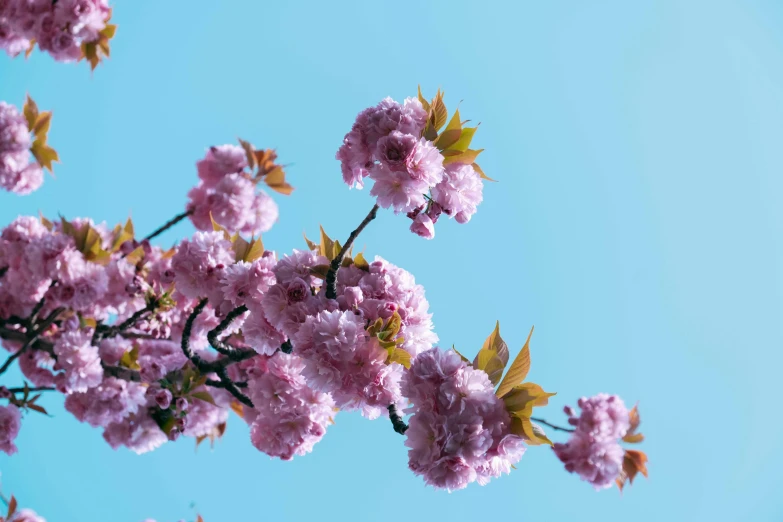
(0, 101, 41, 195)
(188, 144, 286, 237)
(402, 348, 525, 491)
(0, 0, 113, 64)
(553, 394, 647, 490)
(337, 92, 486, 240)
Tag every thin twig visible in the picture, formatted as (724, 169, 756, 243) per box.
(141, 210, 193, 243)
(325, 204, 379, 299)
(103, 365, 142, 382)
(530, 417, 575, 433)
(207, 305, 249, 358)
(214, 366, 254, 407)
(181, 299, 209, 363)
(6, 386, 55, 394)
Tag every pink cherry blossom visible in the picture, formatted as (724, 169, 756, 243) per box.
(0, 403, 21, 454)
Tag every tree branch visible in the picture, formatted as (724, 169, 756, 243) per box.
(141, 209, 193, 243)
(207, 305, 252, 360)
(388, 404, 408, 435)
(5, 386, 55, 394)
(530, 417, 575, 433)
(325, 204, 379, 299)
(0, 266, 7, 278)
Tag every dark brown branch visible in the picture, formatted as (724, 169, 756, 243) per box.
(530, 417, 575, 433)
(207, 305, 250, 359)
(388, 404, 408, 435)
(142, 210, 193, 243)
(325, 204, 379, 299)
(181, 298, 209, 363)
(214, 365, 253, 408)
(0, 267, 7, 278)
(0, 307, 62, 376)
(6, 386, 55, 394)
(0, 349, 25, 376)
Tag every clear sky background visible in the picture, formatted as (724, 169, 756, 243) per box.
(1, 1, 782, 520)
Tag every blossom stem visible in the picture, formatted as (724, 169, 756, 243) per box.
(141, 209, 193, 243)
(530, 417, 575, 433)
(388, 404, 409, 435)
(325, 204, 379, 299)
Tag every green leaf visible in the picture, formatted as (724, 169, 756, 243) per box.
(434, 129, 462, 151)
(383, 311, 403, 339)
(191, 391, 216, 406)
(495, 326, 534, 398)
(120, 345, 140, 371)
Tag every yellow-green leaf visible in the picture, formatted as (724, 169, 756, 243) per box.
(510, 415, 553, 446)
(477, 321, 509, 366)
(354, 251, 370, 271)
(386, 347, 411, 369)
(475, 350, 505, 385)
(101, 24, 117, 39)
(495, 326, 534, 398)
(366, 317, 384, 337)
(191, 391, 216, 406)
(451, 345, 471, 364)
(434, 129, 462, 151)
(473, 162, 496, 182)
(30, 139, 59, 172)
(443, 148, 483, 166)
(32, 111, 52, 139)
(430, 90, 448, 131)
(304, 233, 318, 252)
(502, 382, 556, 417)
(120, 345, 140, 370)
(23, 95, 39, 130)
(384, 311, 403, 339)
(450, 127, 477, 153)
(417, 85, 431, 112)
(319, 225, 338, 260)
(209, 212, 231, 240)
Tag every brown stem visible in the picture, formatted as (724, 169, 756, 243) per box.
(530, 417, 576, 433)
(141, 209, 193, 243)
(5, 386, 55, 394)
(325, 204, 379, 299)
(388, 404, 408, 435)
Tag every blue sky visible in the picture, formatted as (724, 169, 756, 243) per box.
(2, 1, 783, 520)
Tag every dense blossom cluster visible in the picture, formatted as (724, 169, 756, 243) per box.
(188, 145, 279, 236)
(401, 348, 525, 491)
(553, 394, 630, 489)
(0, 101, 41, 195)
(337, 95, 484, 239)
(0, 0, 110, 62)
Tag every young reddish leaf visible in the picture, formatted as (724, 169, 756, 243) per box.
(7, 495, 18, 519)
(495, 326, 534, 398)
(25, 39, 36, 59)
(229, 401, 244, 417)
(264, 165, 294, 195)
(28, 403, 49, 415)
(254, 149, 279, 176)
(238, 138, 257, 170)
(197, 515, 205, 522)
(616, 449, 649, 491)
(622, 404, 645, 444)
(430, 90, 448, 131)
(23, 95, 39, 130)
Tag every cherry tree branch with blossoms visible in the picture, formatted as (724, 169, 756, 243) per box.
(0, 84, 650, 522)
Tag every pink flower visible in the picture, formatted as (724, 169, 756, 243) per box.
(8, 508, 46, 522)
(171, 231, 234, 301)
(219, 257, 276, 308)
(53, 329, 103, 393)
(103, 410, 167, 455)
(409, 212, 435, 239)
(197, 144, 248, 187)
(0, 101, 31, 153)
(431, 163, 484, 224)
(137, 340, 187, 383)
(187, 174, 256, 233)
(336, 125, 372, 189)
(553, 394, 631, 490)
(242, 188, 279, 235)
(369, 164, 428, 213)
(242, 305, 285, 355)
(64, 377, 146, 428)
(0, 403, 21, 454)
